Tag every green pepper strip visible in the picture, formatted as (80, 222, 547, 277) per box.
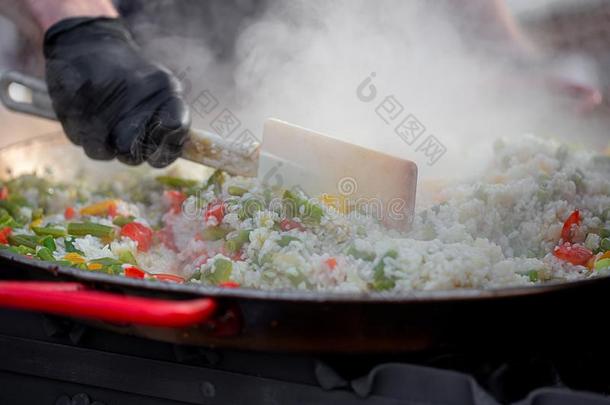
(372, 250, 398, 291)
(228, 186, 248, 197)
(225, 230, 251, 253)
(283, 190, 323, 225)
(67, 222, 116, 238)
(156, 176, 199, 188)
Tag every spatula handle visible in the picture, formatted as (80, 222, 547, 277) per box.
(0, 70, 259, 176)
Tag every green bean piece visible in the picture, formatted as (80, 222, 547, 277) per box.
(112, 215, 135, 227)
(32, 226, 67, 238)
(225, 230, 252, 253)
(238, 198, 264, 220)
(0, 200, 25, 223)
(527, 270, 539, 283)
(278, 235, 300, 248)
(39, 235, 56, 252)
(201, 226, 231, 241)
(90, 257, 123, 266)
(0, 209, 17, 228)
(7, 234, 39, 250)
(207, 258, 232, 284)
(118, 250, 137, 265)
(36, 247, 55, 262)
(228, 186, 248, 197)
(372, 250, 398, 291)
(347, 245, 376, 261)
(9, 245, 36, 256)
(205, 169, 225, 195)
(67, 222, 116, 238)
(155, 176, 199, 188)
(64, 237, 84, 255)
(283, 190, 323, 225)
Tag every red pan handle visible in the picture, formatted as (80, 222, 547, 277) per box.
(0, 281, 217, 328)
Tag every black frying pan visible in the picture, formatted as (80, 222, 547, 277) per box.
(1, 72, 609, 353)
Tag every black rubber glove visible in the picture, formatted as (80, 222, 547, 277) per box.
(43, 17, 190, 167)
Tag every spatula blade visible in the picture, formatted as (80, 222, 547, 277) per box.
(257, 119, 417, 230)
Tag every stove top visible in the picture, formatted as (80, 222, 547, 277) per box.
(1, 308, 609, 405)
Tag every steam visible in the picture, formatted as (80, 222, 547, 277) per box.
(137, 0, 608, 192)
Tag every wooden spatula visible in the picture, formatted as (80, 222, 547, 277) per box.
(0, 70, 417, 229)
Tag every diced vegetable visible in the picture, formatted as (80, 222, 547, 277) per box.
(64, 207, 76, 220)
(527, 270, 539, 282)
(207, 258, 233, 284)
(68, 222, 116, 238)
(279, 219, 304, 232)
(0, 185, 8, 200)
(125, 266, 147, 279)
(118, 250, 137, 265)
(228, 186, 248, 197)
(64, 237, 83, 255)
(0, 227, 11, 245)
(225, 230, 251, 253)
(204, 201, 226, 224)
(561, 210, 580, 243)
(238, 198, 264, 220)
(283, 190, 324, 225)
(152, 273, 185, 283)
(325, 257, 337, 270)
(600, 238, 610, 252)
(553, 243, 593, 266)
(205, 170, 225, 194)
(120, 222, 153, 252)
(201, 226, 231, 241)
(113, 215, 135, 227)
(594, 258, 610, 271)
(372, 250, 398, 291)
(36, 247, 55, 262)
(80, 199, 118, 217)
(64, 252, 86, 264)
(87, 263, 103, 271)
(39, 235, 56, 251)
(219, 281, 240, 288)
(278, 235, 300, 248)
(7, 234, 39, 250)
(32, 226, 67, 238)
(347, 245, 376, 261)
(164, 190, 187, 213)
(156, 176, 199, 188)
(0, 209, 17, 228)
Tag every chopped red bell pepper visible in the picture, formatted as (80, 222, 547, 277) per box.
(124, 266, 147, 279)
(280, 219, 305, 232)
(204, 201, 226, 224)
(155, 227, 178, 252)
(218, 281, 240, 288)
(121, 222, 154, 252)
(561, 210, 580, 243)
(64, 207, 76, 220)
(0, 186, 8, 201)
(325, 257, 337, 270)
(152, 273, 185, 283)
(553, 243, 593, 266)
(164, 190, 187, 214)
(0, 227, 12, 245)
(107, 202, 118, 218)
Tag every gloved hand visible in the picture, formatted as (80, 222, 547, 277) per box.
(43, 17, 190, 167)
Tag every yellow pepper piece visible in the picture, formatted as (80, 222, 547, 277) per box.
(64, 252, 86, 264)
(87, 263, 103, 271)
(80, 199, 118, 217)
(599, 251, 610, 261)
(320, 194, 350, 214)
(30, 219, 43, 229)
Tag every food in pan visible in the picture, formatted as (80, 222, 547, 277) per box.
(1, 136, 610, 292)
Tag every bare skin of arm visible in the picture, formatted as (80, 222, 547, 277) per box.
(0, 0, 118, 43)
